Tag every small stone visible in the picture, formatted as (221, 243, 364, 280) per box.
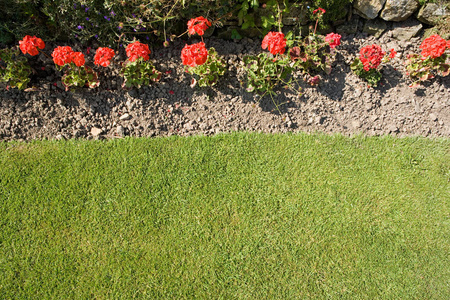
(116, 126, 124, 136)
(429, 113, 438, 122)
(352, 120, 361, 129)
(91, 127, 103, 136)
(119, 113, 132, 121)
(55, 134, 65, 140)
(388, 125, 399, 133)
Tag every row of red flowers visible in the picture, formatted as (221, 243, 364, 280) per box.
(2, 12, 449, 91)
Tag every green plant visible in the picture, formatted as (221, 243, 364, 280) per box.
(238, 0, 293, 34)
(121, 58, 161, 89)
(243, 31, 301, 109)
(0, 0, 49, 44)
(185, 47, 227, 87)
(286, 8, 341, 85)
(0, 46, 32, 90)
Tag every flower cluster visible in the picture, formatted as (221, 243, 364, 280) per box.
(19, 35, 45, 56)
(420, 34, 448, 59)
(187, 17, 211, 36)
(261, 32, 287, 55)
(325, 33, 341, 49)
(126, 41, 150, 62)
(181, 42, 208, 67)
(359, 44, 385, 71)
(94, 47, 115, 67)
(52, 46, 85, 67)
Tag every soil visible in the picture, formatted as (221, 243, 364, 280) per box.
(1, 30, 449, 142)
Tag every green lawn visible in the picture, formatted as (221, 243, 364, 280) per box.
(1, 133, 449, 299)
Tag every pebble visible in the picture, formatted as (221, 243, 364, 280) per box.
(91, 127, 103, 136)
(429, 113, 438, 122)
(119, 113, 132, 121)
(116, 125, 124, 136)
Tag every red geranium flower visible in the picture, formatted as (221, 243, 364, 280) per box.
(126, 41, 151, 62)
(420, 34, 447, 59)
(181, 42, 208, 67)
(313, 8, 326, 15)
(447, 40, 450, 49)
(262, 31, 286, 55)
(187, 16, 211, 36)
(359, 44, 385, 71)
(52, 46, 74, 66)
(389, 48, 397, 59)
(325, 33, 341, 49)
(71, 52, 85, 67)
(19, 35, 45, 56)
(94, 47, 115, 67)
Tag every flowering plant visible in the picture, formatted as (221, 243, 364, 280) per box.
(405, 34, 450, 87)
(120, 41, 161, 89)
(351, 44, 396, 87)
(287, 8, 341, 85)
(243, 31, 299, 102)
(0, 46, 32, 90)
(52, 46, 99, 90)
(182, 17, 226, 88)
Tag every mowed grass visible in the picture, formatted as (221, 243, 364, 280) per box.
(0, 133, 449, 299)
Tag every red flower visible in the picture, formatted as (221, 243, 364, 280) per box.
(389, 48, 397, 59)
(262, 31, 286, 55)
(94, 47, 115, 67)
(181, 42, 208, 67)
(71, 52, 85, 67)
(420, 34, 447, 59)
(19, 35, 45, 56)
(52, 46, 74, 66)
(359, 44, 385, 71)
(313, 8, 326, 15)
(187, 16, 211, 36)
(325, 33, 341, 49)
(126, 41, 151, 62)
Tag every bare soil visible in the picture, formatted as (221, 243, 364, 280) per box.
(1, 31, 449, 142)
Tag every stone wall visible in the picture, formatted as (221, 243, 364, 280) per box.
(217, 1, 448, 40)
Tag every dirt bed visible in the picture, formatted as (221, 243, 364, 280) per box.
(1, 31, 449, 142)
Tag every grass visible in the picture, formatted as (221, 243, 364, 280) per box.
(0, 132, 449, 299)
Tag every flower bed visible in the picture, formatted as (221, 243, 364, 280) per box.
(0, 14, 449, 141)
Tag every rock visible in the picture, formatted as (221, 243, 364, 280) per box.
(353, 0, 387, 19)
(336, 15, 361, 34)
(429, 113, 438, 122)
(55, 134, 65, 140)
(380, 0, 420, 22)
(390, 21, 422, 41)
(119, 113, 132, 121)
(91, 127, 103, 136)
(352, 120, 361, 129)
(116, 125, 124, 136)
(362, 18, 387, 38)
(417, 3, 449, 26)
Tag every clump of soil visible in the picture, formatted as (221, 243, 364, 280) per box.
(1, 31, 449, 142)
